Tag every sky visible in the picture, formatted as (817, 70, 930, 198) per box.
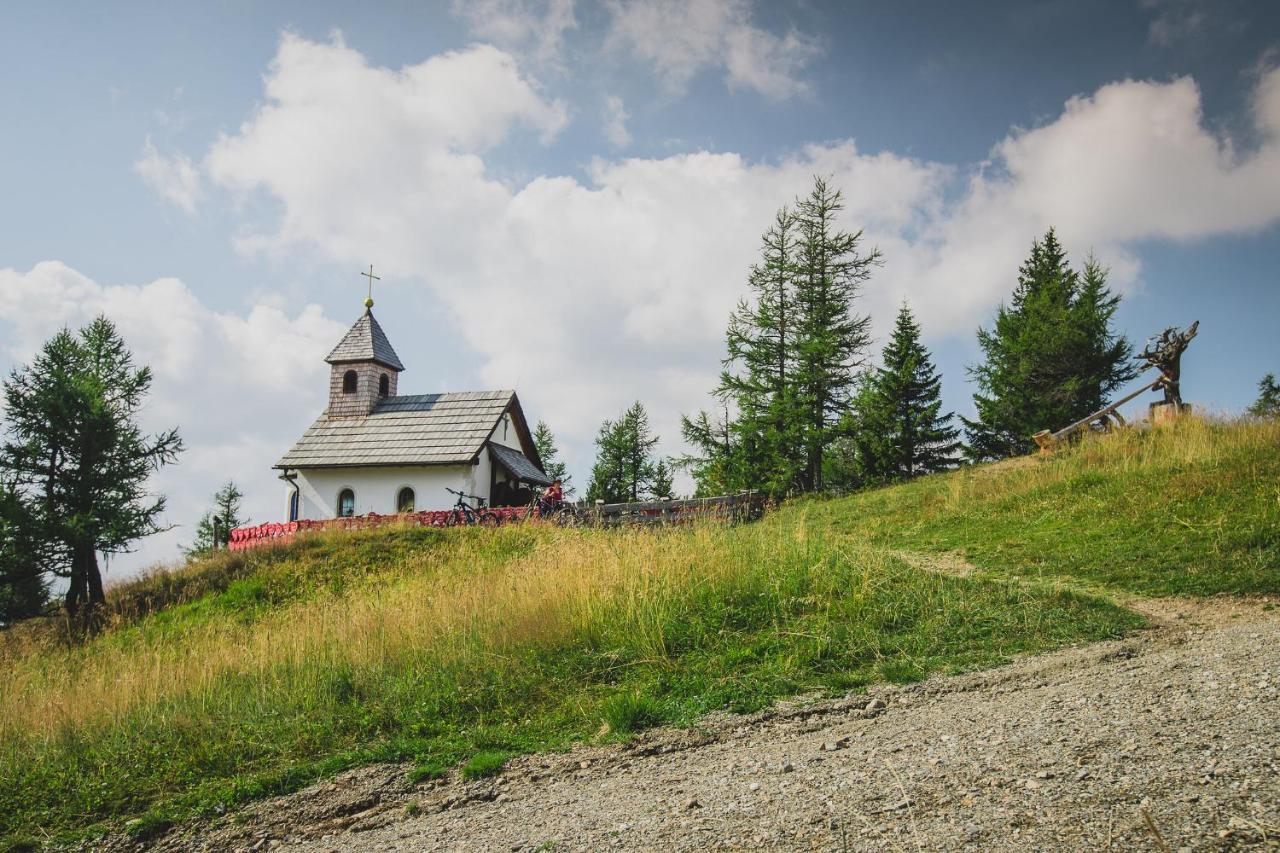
(2, 0, 1279, 578)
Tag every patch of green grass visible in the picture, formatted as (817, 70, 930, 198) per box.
(11, 418, 1265, 844)
(461, 750, 512, 780)
(602, 692, 665, 735)
(810, 416, 1280, 597)
(878, 659, 926, 684)
(123, 810, 173, 840)
(408, 762, 448, 784)
(0, 523, 1141, 846)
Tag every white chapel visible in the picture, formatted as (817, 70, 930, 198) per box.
(274, 295, 551, 521)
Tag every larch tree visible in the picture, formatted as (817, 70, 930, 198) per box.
(678, 406, 735, 497)
(532, 420, 574, 496)
(0, 317, 182, 616)
(684, 176, 881, 497)
(965, 231, 1135, 460)
(791, 176, 882, 490)
(849, 304, 960, 484)
(716, 206, 807, 496)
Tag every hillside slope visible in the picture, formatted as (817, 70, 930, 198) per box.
(125, 596, 1278, 852)
(1, 416, 1275, 847)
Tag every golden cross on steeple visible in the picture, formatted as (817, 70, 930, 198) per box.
(361, 264, 380, 309)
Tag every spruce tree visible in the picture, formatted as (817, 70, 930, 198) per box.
(1247, 373, 1280, 417)
(586, 402, 660, 503)
(965, 231, 1135, 460)
(185, 481, 247, 556)
(791, 176, 881, 489)
(532, 420, 574, 496)
(649, 458, 675, 499)
(851, 304, 960, 483)
(0, 317, 182, 615)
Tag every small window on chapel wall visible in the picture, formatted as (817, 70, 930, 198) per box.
(379, 374, 389, 397)
(337, 488, 355, 517)
(397, 487, 415, 514)
(342, 370, 357, 394)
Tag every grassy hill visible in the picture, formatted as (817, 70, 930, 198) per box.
(1, 416, 1276, 847)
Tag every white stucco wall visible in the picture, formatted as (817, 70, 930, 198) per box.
(289, 462, 489, 520)
(281, 408, 536, 520)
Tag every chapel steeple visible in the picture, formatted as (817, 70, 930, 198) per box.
(325, 267, 404, 418)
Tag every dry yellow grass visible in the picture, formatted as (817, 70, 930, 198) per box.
(0, 524, 785, 743)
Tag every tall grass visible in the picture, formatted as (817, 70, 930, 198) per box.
(813, 415, 1280, 596)
(0, 512, 1136, 842)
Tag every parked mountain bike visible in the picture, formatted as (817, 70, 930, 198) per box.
(445, 488, 501, 527)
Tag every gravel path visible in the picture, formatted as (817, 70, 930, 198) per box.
(116, 593, 1280, 852)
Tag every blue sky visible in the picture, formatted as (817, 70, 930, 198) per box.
(2, 0, 1279, 575)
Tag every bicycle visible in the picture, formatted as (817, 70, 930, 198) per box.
(526, 490, 584, 527)
(444, 488, 501, 527)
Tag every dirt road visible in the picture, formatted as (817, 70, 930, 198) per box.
(116, 596, 1279, 852)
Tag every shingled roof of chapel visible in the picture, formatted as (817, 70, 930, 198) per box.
(325, 309, 405, 371)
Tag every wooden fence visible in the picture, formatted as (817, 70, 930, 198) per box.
(585, 491, 764, 527)
(227, 492, 764, 552)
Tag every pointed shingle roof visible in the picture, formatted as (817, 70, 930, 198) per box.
(325, 310, 404, 371)
(276, 391, 519, 468)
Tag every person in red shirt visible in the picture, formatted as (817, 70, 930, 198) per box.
(538, 478, 564, 518)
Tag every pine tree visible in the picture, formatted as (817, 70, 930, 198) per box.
(965, 231, 1135, 460)
(0, 479, 47, 625)
(0, 317, 182, 615)
(791, 176, 882, 489)
(532, 420, 574, 496)
(850, 305, 960, 483)
(185, 481, 247, 556)
(586, 402, 660, 503)
(1247, 373, 1280, 417)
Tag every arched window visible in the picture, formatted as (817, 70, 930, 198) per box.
(396, 486, 415, 514)
(342, 370, 358, 394)
(379, 374, 390, 397)
(337, 488, 355, 517)
(288, 491, 299, 522)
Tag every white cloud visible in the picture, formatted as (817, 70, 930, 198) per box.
(135, 137, 203, 214)
(602, 94, 632, 147)
(198, 36, 945, 466)
(904, 72, 1280, 328)
(452, 0, 578, 67)
(604, 0, 820, 99)
(206, 33, 568, 268)
(202, 37, 1280, 466)
(77, 35, 1280, 563)
(0, 261, 346, 574)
